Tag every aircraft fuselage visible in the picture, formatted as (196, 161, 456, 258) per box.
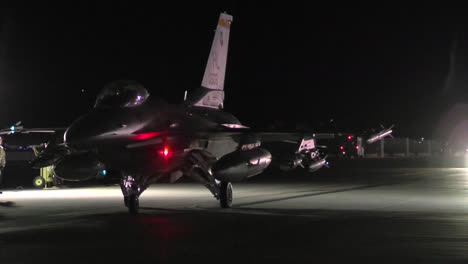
(54, 97, 244, 181)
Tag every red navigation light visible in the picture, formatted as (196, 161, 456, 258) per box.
(347, 135, 352, 141)
(340, 146, 344, 150)
(131, 132, 161, 141)
(159, 146, 170, 158)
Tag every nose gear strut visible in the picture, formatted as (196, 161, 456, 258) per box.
(120, 175, 145, 214)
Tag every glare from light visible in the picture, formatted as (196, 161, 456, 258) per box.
(0, 186, 209, 200)
(0, 188, 121, 199)
(160, 146, 170, 158)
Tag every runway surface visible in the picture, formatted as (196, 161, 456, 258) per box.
(2, 160, 468, 263)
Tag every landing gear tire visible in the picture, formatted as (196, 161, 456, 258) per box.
(127, 194, 139, 215)
(219, 181, 233, 208)
(33, 176, 45, 189)
(124, 196, 129, 207)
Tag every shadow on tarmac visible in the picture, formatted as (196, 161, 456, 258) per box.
(1, 209, 465, 263)
(0, 201, 15, 207)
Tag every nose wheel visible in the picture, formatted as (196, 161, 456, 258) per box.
(219, 181, 233, 208)
(126, 194, 139, 215)
(120, 175, 143, 215)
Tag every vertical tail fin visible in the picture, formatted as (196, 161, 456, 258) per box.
(187, 13, 233, 109)
(201, 12, 232, 90)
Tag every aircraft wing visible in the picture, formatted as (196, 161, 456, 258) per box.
(0, 128, 66, 135)
(254, 132, 335, 142)
(0, 122, 66, 135)
(124, 124, 336, 148)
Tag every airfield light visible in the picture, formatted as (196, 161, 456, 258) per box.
(101, 169, 107, 176)
(347, 135, 352, 141)
(340, 146, 344, 150)
(356, 146, 359, 150)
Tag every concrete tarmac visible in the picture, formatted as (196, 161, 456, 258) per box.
(2, 158, 468, 263)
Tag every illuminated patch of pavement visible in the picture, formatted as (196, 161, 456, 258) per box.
(2, 168, 468, 262)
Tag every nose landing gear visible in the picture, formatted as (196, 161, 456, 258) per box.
(120, 175, 145, 215)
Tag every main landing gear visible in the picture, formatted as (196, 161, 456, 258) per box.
(119, 171, 234, 214)
(184, 151, 235, 209)
(206, 179, 234, 208)
(192, 172, 234, 209)
(218, 181, 233, 208)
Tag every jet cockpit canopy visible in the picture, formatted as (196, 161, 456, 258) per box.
(95, 80, 150, 108)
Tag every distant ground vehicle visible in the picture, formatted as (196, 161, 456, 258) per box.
(31, 145, 62, 189)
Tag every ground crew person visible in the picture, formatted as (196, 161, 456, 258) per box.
(0, 136, 5, 193)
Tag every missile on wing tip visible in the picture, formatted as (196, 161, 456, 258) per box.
(366, 129, 393, 144)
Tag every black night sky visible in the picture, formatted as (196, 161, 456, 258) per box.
(0, 3, 466, 138)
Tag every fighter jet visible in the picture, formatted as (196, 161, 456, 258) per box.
(333, 125, 394, 158)
(366, 125, 394, 144)
(1, 13, 329, 214)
